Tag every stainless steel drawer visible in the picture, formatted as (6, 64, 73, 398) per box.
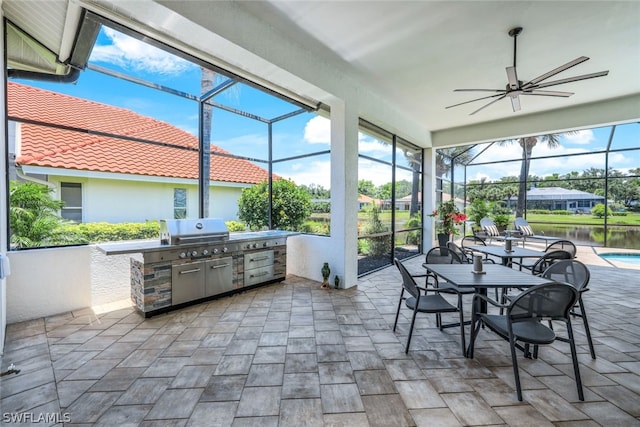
(205, 256, 233, 296)
(244, 250, 274, 270)
(244, 265, 274, 286)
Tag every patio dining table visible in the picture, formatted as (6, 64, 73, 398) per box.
(422, 263, 550, 356)
(468, 244, 545, 267)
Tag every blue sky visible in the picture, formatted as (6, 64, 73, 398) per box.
(16, 26, 639, 188)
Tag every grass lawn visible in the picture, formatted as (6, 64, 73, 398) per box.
(524, 212, 640, 226)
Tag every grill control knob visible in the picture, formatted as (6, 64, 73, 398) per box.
(191, 250, 198, 257)
(213, 248, 219, 254)
(179, 252, 187, 259)
(246, 244, 251, 249)
(202, 249, 209, 256)
(223, 247, 228, 253)
(263, 242, 268, 247)
(252, 243, 258, 249)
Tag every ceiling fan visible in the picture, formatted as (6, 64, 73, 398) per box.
(446, 27, 609, 115)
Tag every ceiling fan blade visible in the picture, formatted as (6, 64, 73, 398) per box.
(521, 56, 590, 89)
(470, 94, 507, 115)
(526, 70, 609, 89)
(445, 93, 506, 109)
(509, 94, 521, 112)
(521, 89, 574, 97)
(506, 66, 519, 90)
(454, 88, 506, 92)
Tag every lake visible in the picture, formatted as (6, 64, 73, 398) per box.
(528, 224, 640, 249)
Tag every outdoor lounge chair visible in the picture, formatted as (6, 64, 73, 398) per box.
(479, 217, 505, 244)
(514, 217, 561, 247)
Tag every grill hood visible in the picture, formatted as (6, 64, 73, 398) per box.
(160, 218, 229, 245)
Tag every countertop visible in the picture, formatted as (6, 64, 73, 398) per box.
(97, 230, 299, 255)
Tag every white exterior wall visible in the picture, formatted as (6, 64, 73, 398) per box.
(46, 176, 245, 223)
(6, 245, 136, 324)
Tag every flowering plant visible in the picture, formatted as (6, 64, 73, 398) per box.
(430, 200, 467, 236)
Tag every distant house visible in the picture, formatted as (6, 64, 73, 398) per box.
(507, 186, 605, 213)
(8, 82, 270, 223)
(358, 194, 382, 210)
(391, 192, 422, 211)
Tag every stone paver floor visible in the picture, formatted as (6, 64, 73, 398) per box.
(2, 245, 640, 426)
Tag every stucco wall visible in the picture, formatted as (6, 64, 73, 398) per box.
(6, 245, 135, 324)
(46, 176, 244, 223)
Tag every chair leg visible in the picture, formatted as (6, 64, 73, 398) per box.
(393, 291, 404, 332)
(566, 319, 585, 401)
(405, 308, 419, 354)
(468, 311, 480, 359)
(458, 297, 466, 356)
(508, 331, 524, 401)
(579, 297, 596, 359)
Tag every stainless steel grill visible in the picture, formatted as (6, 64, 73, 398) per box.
(160, 218, 229, 246)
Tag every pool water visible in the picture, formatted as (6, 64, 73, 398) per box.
(599, 253, 640, 265)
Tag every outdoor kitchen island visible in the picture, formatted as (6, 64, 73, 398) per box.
(98, 219, 297, 317)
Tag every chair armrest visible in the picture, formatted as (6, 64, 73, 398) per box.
(472, 292, 508, 310)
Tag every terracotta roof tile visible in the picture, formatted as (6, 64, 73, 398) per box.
(9, 82, 270, 184)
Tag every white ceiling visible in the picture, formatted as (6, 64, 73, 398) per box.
(4, 0, 640, 148)
(236, 1, 640, 136)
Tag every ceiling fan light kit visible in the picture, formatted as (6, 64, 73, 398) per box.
(446, 27, 609, 115)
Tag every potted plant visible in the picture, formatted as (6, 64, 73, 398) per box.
(430, 200, 467, 252)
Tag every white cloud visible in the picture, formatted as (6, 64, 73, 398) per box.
(277, 160, 331, 188)
(563, 130, 595, 145)
(303, 116, 330, 144)
(91, 28, 194, 75)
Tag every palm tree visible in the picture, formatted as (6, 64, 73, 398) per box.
(498, 133, 572, 217)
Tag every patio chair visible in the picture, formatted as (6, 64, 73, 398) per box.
(479, 217, 504, 244)
(514, 217, 561, 247)
(393, 258, 466, 354)
(468, 282, 584, 401)
(513, 249, 573, 275)
(545, 240, 577, 258)
(540, 260, 596, 359)
(421, 246, 473, 330)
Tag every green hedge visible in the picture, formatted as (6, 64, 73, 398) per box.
(58, 219, 248, 243)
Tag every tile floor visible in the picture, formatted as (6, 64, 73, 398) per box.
(2, 248, 640, 426)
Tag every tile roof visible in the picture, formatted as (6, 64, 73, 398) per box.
(8, 82, 270, 184)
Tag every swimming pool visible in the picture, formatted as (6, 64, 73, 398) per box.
(599, 253, 640, 265)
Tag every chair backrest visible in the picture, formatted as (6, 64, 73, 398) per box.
(480, 217, 500, 237)
(545, 240, 577, 258)
(425, 246, 462, 264)
(509, 282, 578, 322)
(394, 258, 420, 299)
(514, 217, 534, 236)
(461, 235, 486, 248)
(540, 259, 590, 292)
(531, 250, 573, 275)
(446, 241, 471, 263)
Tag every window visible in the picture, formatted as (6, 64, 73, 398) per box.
(174, 188, 187, 219)
(60, 182, 82, 222)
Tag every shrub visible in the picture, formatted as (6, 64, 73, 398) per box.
(591, 203, 612, 218)
(238, 179, 312, 231)
(225, 221, 246, 232)
(59, 221, 160, 243)
(361, 205, 391, 256)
